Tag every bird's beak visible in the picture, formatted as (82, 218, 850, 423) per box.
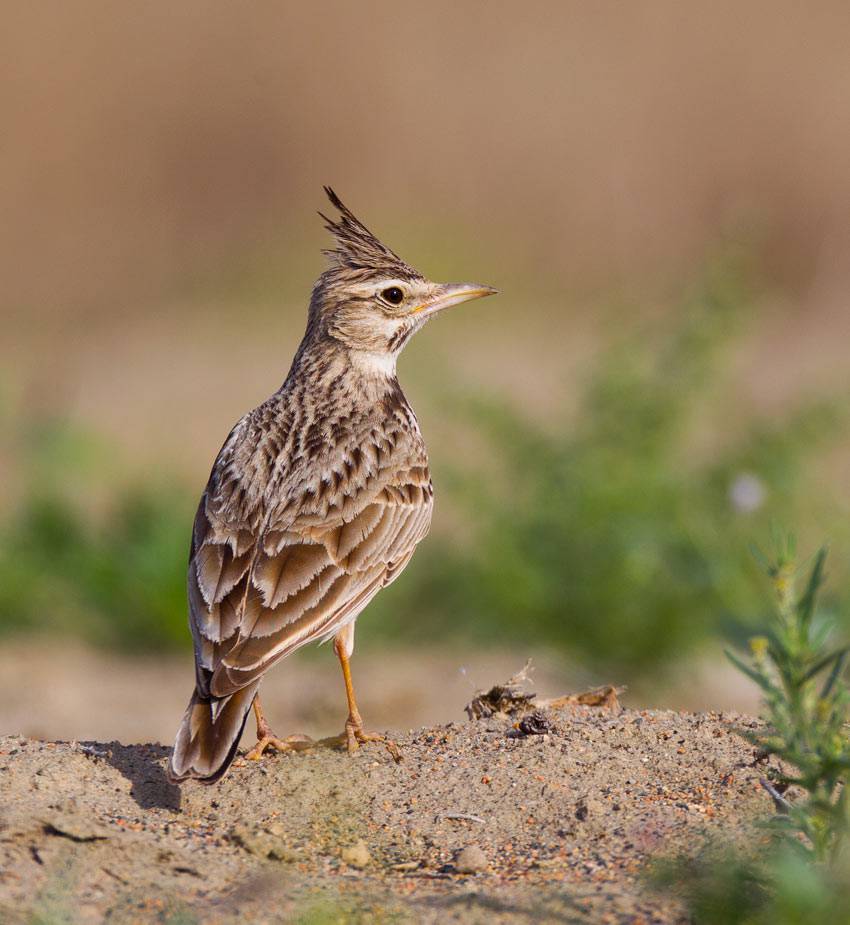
(411, 282, 498, 317)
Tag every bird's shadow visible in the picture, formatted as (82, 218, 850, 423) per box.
(99, 741, 182, 812)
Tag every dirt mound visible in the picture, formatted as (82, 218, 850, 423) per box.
(0, 705, 767, 924)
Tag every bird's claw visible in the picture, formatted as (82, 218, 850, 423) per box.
(245, 732, 314, 762)
(330, 722, 402, 762)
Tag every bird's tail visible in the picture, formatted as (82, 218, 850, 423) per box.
(167, 681, 260, 785)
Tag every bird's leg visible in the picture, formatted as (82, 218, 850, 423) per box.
(336, 633, 368, 753)
(244, 695, 313, 761)
(323, 632, 401, 760)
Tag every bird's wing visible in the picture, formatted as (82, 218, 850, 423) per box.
(188, 423, 432, 699)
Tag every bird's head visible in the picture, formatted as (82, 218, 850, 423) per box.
(308, 188, 496, 369)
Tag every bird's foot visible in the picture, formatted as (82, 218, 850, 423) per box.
(245, 729, 314, 762)
(316, 715, 402, 762)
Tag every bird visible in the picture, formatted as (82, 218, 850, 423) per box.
(168, 187, 496, 783)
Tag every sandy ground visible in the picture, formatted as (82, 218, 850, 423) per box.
(0, 674, 771, 924)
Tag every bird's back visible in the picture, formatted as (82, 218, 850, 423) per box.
(190, 362, 433, 697)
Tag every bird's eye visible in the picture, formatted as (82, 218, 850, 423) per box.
(381, 286, 404, 305)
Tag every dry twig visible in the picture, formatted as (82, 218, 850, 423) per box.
(437, 812, 486, 824)
(465, 661, 624, 719)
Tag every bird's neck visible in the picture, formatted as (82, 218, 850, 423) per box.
(283, 334, 401, 403)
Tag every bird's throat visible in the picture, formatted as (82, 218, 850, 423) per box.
(347, 349, 398, 380)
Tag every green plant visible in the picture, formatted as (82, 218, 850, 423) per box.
(728, 539, 850, 862)
(653, 540, 850, 923)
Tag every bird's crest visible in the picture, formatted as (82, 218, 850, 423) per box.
(319, 187, 420, 281)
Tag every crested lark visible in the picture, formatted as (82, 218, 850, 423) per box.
(168, 188, 496, 783)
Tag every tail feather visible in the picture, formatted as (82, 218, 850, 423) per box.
(168, 682, 260, 784)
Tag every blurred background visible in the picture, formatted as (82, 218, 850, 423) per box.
(2, 1, 850, 744)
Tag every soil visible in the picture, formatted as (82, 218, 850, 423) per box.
(0, 686, 770, 924)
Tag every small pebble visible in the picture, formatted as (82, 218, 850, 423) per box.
(454, 844, 488, 873)
(518, 711, 551, 736)
(229, 823, 297, 862)
(341, 839, 371, 868)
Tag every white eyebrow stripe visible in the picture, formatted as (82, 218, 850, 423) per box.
(346, 278, 414, 298)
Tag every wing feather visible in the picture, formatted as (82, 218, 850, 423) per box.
(189, 446, 433, 701)
(253, 542, 330, 608)
(249, 563, 345, 638)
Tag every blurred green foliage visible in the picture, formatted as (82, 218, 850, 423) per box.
(0, 415, 193, 650)
(653, 843, 850, 925)
(1, 255, 849, 672)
